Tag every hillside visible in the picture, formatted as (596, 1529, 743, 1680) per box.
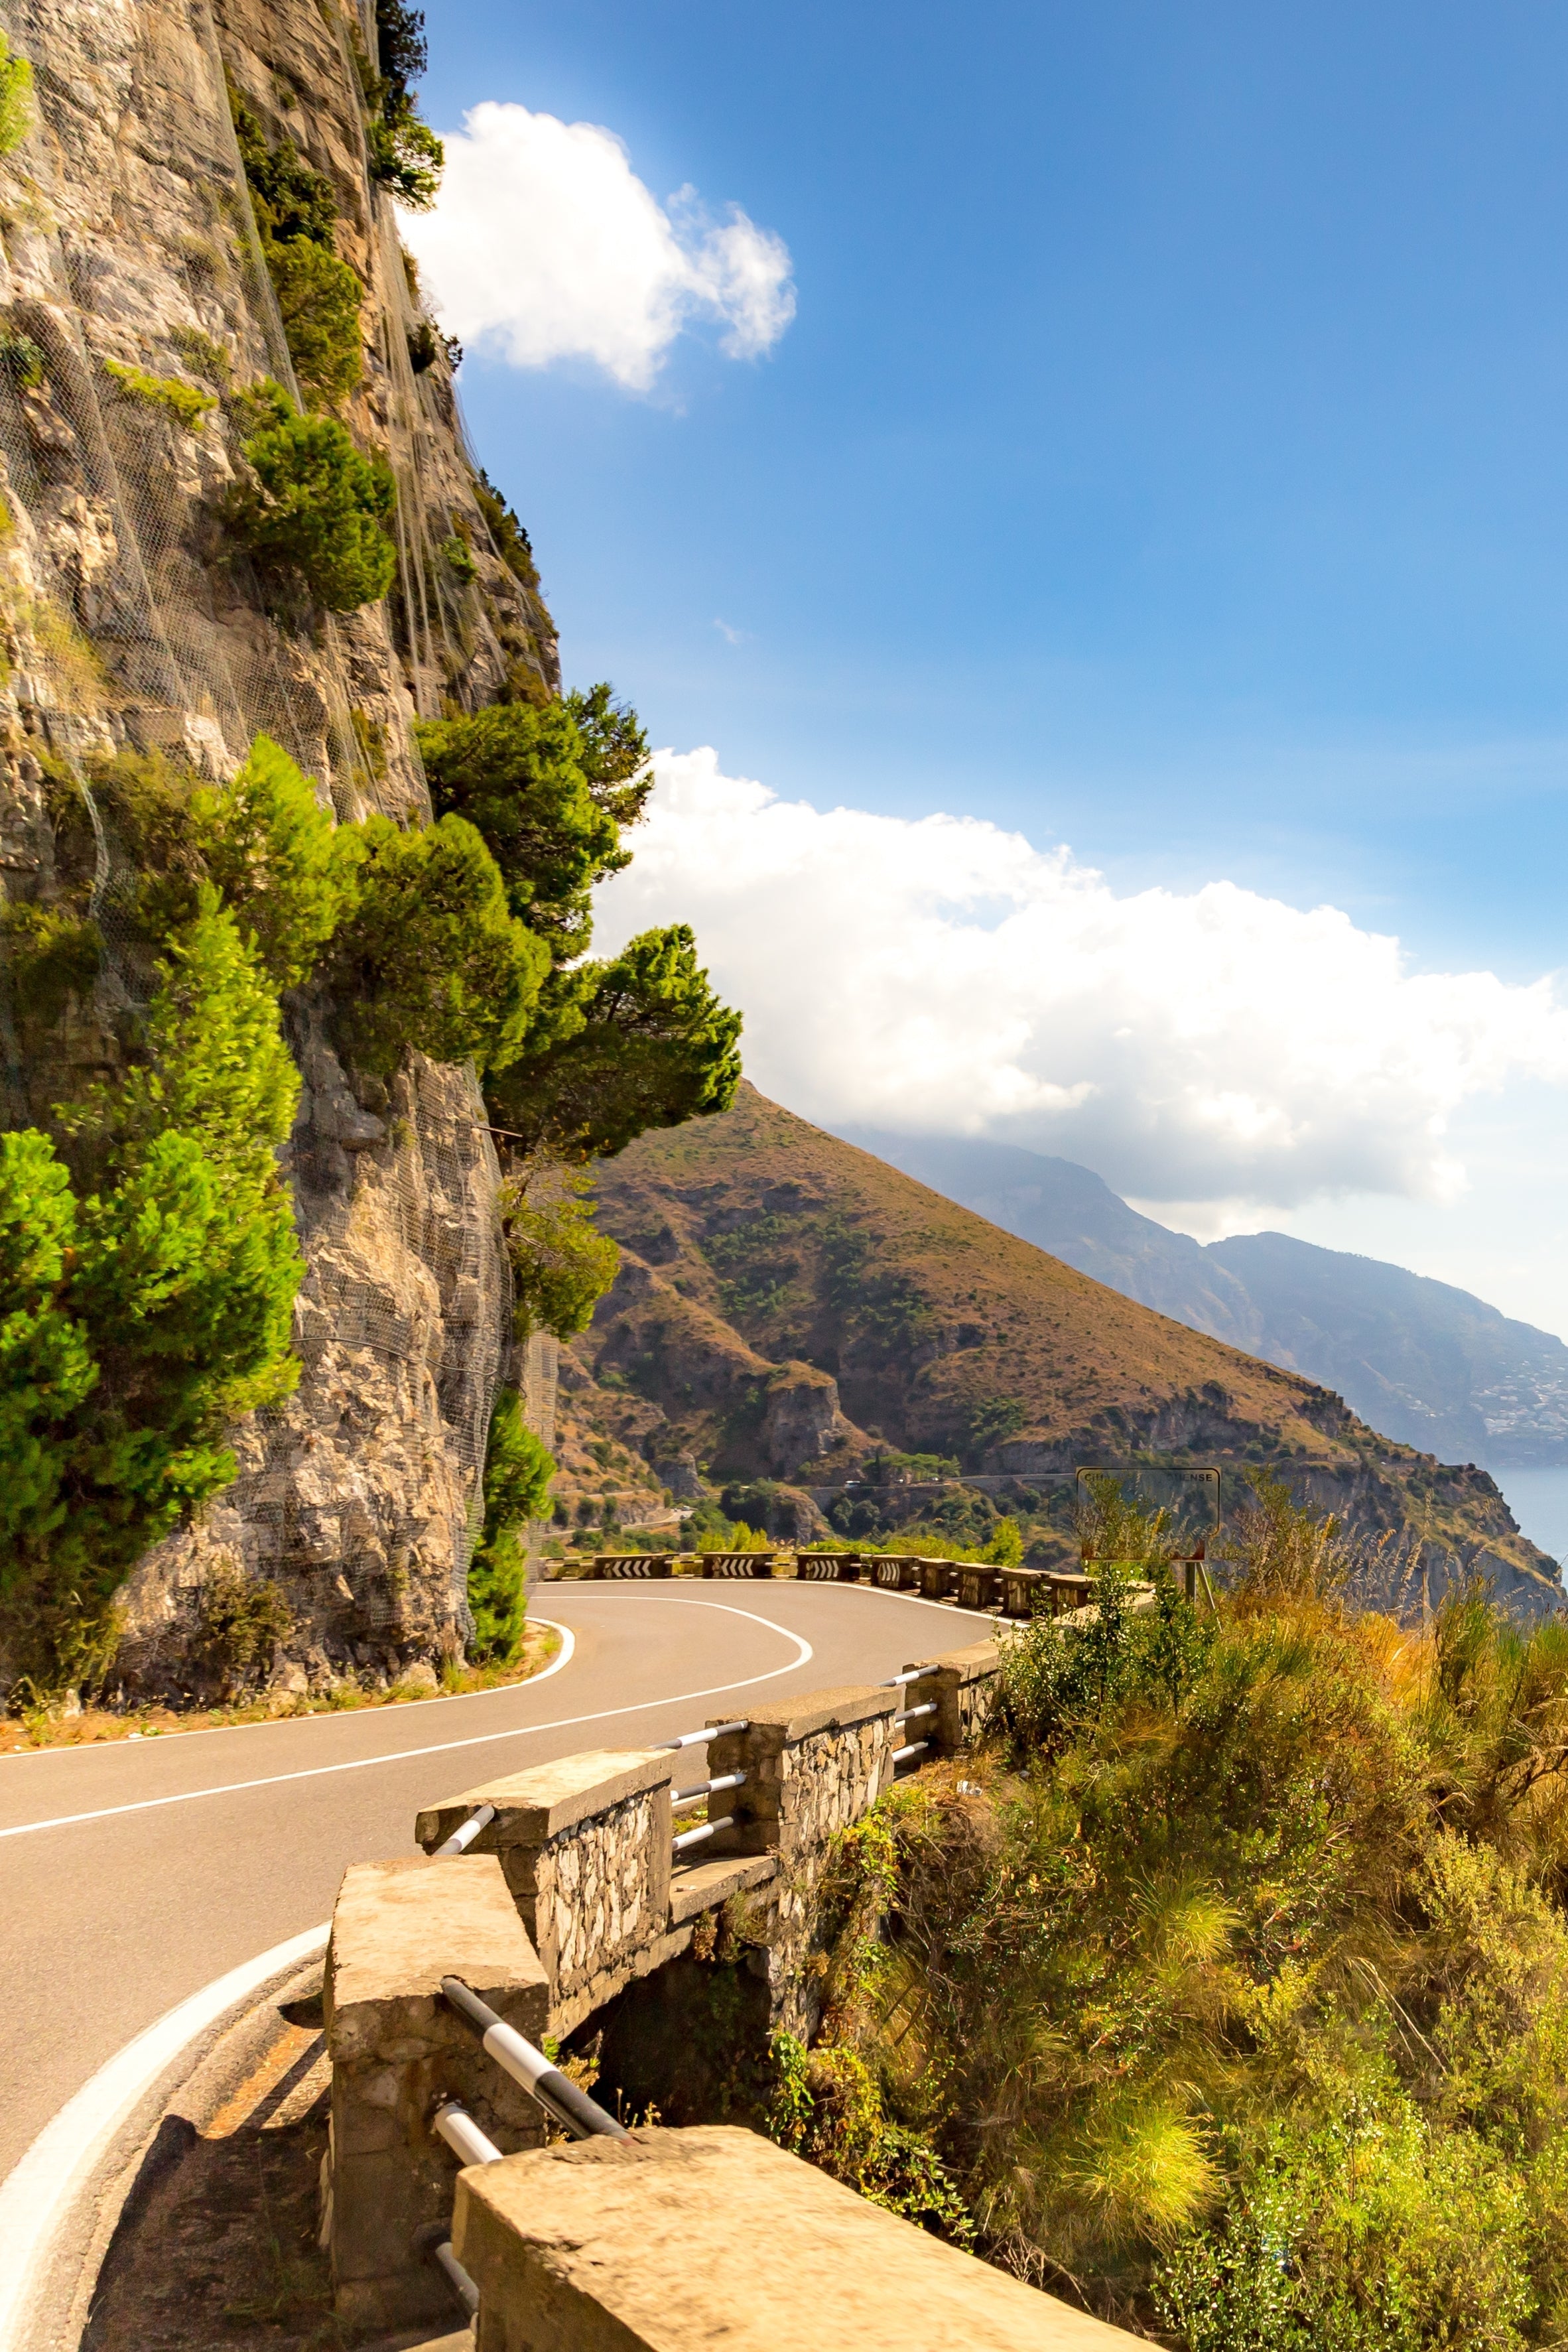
(842, 1128, 1262, 1349)
(1209, 1230, 1568, 1465)
(847, 1129, 1568, 1467)
(572, 1085, 1561, 1610)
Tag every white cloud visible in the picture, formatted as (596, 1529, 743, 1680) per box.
(592, 750, 1568, 1209)
(403, 104, 795, 391)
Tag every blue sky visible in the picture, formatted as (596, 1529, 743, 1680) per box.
(413, 1, 1568, 1331)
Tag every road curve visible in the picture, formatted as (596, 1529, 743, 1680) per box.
(0, 1581, 990, 2184)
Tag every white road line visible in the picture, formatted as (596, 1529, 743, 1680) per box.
(0, 1923, 330, 2352)
(0, 1608, 580, 1763)
(0, 1605, 813, 1843)
(562, 1581, 1002, 1622)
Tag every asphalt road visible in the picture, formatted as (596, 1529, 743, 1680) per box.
(0, 1579, 989, 2184)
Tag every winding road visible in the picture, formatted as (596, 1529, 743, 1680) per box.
(0, 1579, 988, 2186)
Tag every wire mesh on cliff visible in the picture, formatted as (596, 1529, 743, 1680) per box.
(0, 0, 531, 1643)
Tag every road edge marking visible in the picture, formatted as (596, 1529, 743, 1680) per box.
(0, 1610, 579, 1768)
(0, 1923, 329, 2352)
(0, 1606, 818, 1843)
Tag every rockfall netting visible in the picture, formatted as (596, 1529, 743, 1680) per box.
(0, 0, 527, 1649)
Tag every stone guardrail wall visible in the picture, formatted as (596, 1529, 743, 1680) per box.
(543, 1547, 1096, 1618)
(325, 1625, 1000, 2329)
(323, 1586, 1147, 2345)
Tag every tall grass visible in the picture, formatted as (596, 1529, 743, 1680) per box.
(799, 1477, 1568, 2347)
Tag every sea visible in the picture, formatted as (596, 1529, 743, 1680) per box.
(1496, 1467, 1568, 1579)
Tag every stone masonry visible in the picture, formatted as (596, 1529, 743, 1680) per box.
(328, 1633, 1006, 2326)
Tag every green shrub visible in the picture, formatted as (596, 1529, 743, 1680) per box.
(265, 237, 363, 403)
(984, 1514, 1024, 1567)
(326, 812, 547, 1077)
(499, 1169, 620, 1339)
(768, 2032, 974, 2241)
(809, 1496, 1568, 2339)
(0, 36, 34, 157)
(367, 113, 443, 208)
(473, 468, 545, 596)
(415, 696, 635, 956)
(364, 0, 444, 208)
(1155, 2102, 1535, 2352)
(468, 1387, 553, 1662)
(441, 533, 476, 584)
(186, 733, 362, 990)
(230, 385, 396, 611)
(484, 925, 743, 1164)
(103, 361, 216, 432)
(1, 903, 101, 1043)
(0, 328, 44, 389)
(230, 89, 338, 245)
(194, 1561, 293, 1694)
(1, 900, 304, 1689)
(229, 90, 363, 406)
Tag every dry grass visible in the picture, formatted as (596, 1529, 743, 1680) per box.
(0, 1620, 560, 1753)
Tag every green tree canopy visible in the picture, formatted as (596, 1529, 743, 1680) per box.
(416, 698, 635, 960)
(467, 1386, 553, 1662)
(231, 387, 395, 612)
(485, 924, 742, 1164)
(1, 900, 303, 1689)
(327, 812, 548, 1077)
(186, 734, 362, 992)
(501, 1169, 621, 1339)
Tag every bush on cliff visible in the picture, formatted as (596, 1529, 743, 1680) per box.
(415, 690, 650, 959)
(795, 1479, 1568, 2347)
(231, 89, 363, 405)
(326, 811, 547, 1077)
(499, 1168, 621, 1341)
(0, 900, 303, 1691)
(365, 0, 444, 208)
(230, 385, 395, 612)
(484, 924, 743, 1164)
(137, 732, 361, 992)
(468, 1386, 553, 1662)
(0, 35, 34, 158)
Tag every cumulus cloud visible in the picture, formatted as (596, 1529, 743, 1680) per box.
(402, 103, 795, 390)
(591, 750, 1568, 1209)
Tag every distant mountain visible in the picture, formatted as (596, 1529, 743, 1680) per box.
(1207, 1232, 1568, 1467)
(841, 1133, 1264, 1350)
(840, 1130, 1568, 1468)
(569, 1084, 1561, 1614)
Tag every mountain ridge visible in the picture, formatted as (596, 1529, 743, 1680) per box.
(840, 1128, 1568, 1467)
(564, 1083, 1563, 1614)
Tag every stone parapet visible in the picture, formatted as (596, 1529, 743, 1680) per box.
(706, 1686, 903, 1864)
(414, 1748, 674, 2006)
(324, 1855, 549, 2330)
(903, 1638, 1002, 1754)
(454, 2125, 1145, 2350)
(329, 1640, 1015, 2325)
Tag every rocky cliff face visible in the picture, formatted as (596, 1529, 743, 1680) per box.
(0, 0, 545, 1691)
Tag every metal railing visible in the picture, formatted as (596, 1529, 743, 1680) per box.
(655, 1717, 748, 1753)
(432, 1801, 496, 1857)
(441, 1975, 628, 2141)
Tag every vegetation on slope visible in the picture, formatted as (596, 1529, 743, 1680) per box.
(0, 715, 738, 1690)
(582, 1082, 1550, 1587)
(1, 899, 302, 1692)
(798, 1479, 1568, 2348)
(229, 382, 397, 612)
(230, 89, 363, 407)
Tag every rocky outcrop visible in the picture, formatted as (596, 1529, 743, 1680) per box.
(570, 1247, 870, 1484)
(0, 0, 548, 1689)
